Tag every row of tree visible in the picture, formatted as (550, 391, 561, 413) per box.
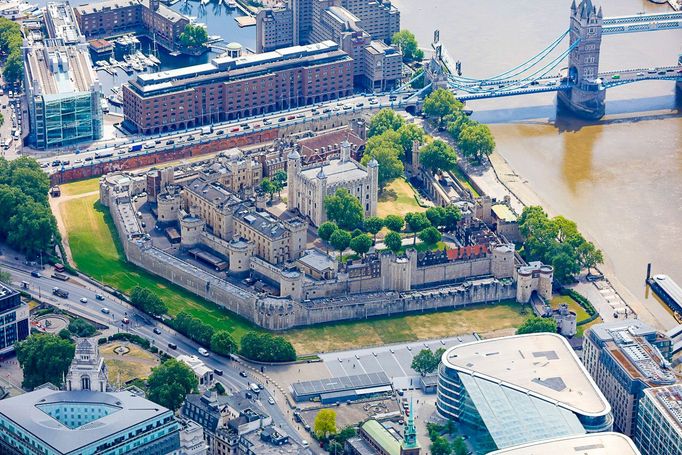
(171, 310, 239, 356)
(0, 18, 23, 83)
(130, 286, 168, 317)
(518, 206, 603, 283)
(427, 422, 468, 455)
(0, 157, 59, 257)
(238, 332, 296, 362)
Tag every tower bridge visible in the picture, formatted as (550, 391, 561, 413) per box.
(419, 0, 682, 119)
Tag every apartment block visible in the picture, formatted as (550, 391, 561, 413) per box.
(634, 384, 682, 455)
(583, 321, 677, 436)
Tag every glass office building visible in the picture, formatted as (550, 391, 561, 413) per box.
(0, 283, 29, 357)
(634, 384, 682, 455)
(437, 333, 613, 451)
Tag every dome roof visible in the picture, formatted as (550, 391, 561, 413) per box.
(226, 42, 242, 50)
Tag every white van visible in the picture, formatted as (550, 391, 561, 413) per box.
(198, 347, 209, 357)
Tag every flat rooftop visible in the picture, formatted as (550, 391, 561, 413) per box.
(234, 206, 288, 240)
(489, 433, 641, 455)
(185, 177, 242, 209)
(292, 372, 390, 398)
(46, 2, 82, 43)
(644, 384, 682, 436)
(300, 158, 368, 185)
(26, 43, 98, 96)
(0, 388, 174, 453)
(442, 333, 610, 416)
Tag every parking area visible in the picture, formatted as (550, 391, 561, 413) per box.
(318, 334, 478, 391)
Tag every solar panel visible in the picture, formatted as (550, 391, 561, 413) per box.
(292, 372, 391, 397)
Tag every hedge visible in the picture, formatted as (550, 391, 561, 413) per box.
(108, 333, 151, 349)
(559, 288, 597, 316)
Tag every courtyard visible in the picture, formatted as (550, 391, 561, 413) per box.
(377, 178, 428, 218)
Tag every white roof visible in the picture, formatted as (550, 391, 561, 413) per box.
(442, 333, 611, 416)
(489, 433, 641, 455)
(300, 158, 368, 185)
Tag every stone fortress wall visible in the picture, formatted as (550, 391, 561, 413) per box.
(99, 152, 548, 330)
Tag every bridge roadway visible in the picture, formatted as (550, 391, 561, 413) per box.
(602, 11, 682, 34)
(0, 255, 315, 450)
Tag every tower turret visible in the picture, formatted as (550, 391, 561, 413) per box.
(401, 397, 421, 454)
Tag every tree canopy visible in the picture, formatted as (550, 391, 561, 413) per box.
(361, 143, 404, 191)
(147, 359, 199, 411)
(130, 286, 167, 317)
(324, 188, 364, 230)
(314, 409, 337, 440)
(411, 348, 445, 376)
(368, 108, 405, 137)
(458, 122, 496, 162)
(16, 334, 75, 390)
(0, 18, 24, 83)
(392, 30, 424, 62)
(172, 311, 214, 347)
(519, 206, 603, 282)
(384, 231, 403, 254)
(363, 216, 384, 241)
(179, 24, 208, 48)
(397, 123, 425, 159)
(384, 214, 404, 232)
(330, 229, 352, 261)
(516, 316, 558, 335)
(418, 226, 442, 246)
(210, 330, 237, 356)
(420, 139, 458, 173)
(405, 212, 431, 244)
(68, 318, 96, 337)
(423, 89, 463, 126)
(239, 332, 297, 362)
(350, 233, 373, 257)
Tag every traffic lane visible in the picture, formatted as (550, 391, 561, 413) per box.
(39, 92, 396, 166)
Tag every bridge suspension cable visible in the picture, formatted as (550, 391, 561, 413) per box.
(447, 29, 570, 83)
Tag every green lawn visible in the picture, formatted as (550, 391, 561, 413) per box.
(59, 178, 101, 197)
(60, 192, 258, 342)
(377, 178, 426, 218)
(450, 167, 481, 198)
(550, 294, 602, 337)
(284, 301, 526, 354)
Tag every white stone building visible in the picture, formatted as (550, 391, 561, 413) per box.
(65, 338, 109, 392)
(287, 140, 378, 226)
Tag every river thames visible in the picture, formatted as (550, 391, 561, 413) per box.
(392, 0, 682, 327)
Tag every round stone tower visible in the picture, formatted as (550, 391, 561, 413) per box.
(515, 266, 534, 304)
(180, 215, 205, 248)
(538, 265, 554, 300)
(491, 243, 515, 279)
(227, 238, 254, 275)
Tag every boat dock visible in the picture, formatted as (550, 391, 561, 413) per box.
(647, 273, 682, 322)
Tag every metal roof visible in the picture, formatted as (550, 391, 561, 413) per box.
(292, 372, 390, 397)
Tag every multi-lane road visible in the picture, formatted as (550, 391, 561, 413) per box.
(39, 91, 411, 173)
(0, 255, 312, 449)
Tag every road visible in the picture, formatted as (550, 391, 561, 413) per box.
(38, 91, 408, 172)
(0, 255, 312, 449)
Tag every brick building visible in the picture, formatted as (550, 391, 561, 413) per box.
(122, 40, 353, 134)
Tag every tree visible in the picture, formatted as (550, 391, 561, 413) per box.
(365, 129, 404, 160)
(418, 226, 442, 246)
(363, 216, 384, 242)
(260, 178, 276, 200)
(324, 188, 364, 230)
(516, 316, 558, 335)
(16, 334, 75, 390)
(446, 112, 471, 139)
(3, 51, 22, 84)
(147, 359, 199, 411)
(58, 328, 72, 341)
(423, 89, 463, 127)
(214, 382, 226, 395)
(239, 332, 297, 362)
(420, 139, 458, 173)
(0, 267, 10, 285)
(314, 409, 337, 440)
(430, 436, 452, 455)
(7, 201, 57, 256)
(405, 212, 431, 245)
(368, 108, 405, 137)
(330, 229, 352, 262)
(443, 205, 462, 231)
(384, 214, 404, 232)
(273, 170, 287, 198)
(361, 145, 404, 191)
(350, 234, 373, 257)
(210, 330, 237, 356)
(411, 347, 445, 376)
(68, 318, 96, 337)
(392, 30, 424, 62)
(171, 311, 214, 347)
(458, 123, 496, 162)
(452, 437, 467, 455)
(397, 123, 425, 159)
(179, 23, 208, 48)
(318, 221, 338, 253)
(384, 231, 403, 254)
(426, 207, 446, 228)
(130, 286, 167, 317)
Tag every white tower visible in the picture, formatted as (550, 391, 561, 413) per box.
(65, 338, 109, 392)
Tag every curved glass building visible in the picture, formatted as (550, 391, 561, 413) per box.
(437, 333, 613, 451)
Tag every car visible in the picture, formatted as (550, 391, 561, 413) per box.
(242, 124, 251, 130)
(166, 139, 175, 145)
(101, 307, 110, 314)
(268, 397, 275, 405)
(216, 130, 224, 135)
(647, 68, 657, 74)
(356, 102, 364, 107)
(245, 392, 253, 399)
(343, 105, 352, 110)
(213, 368, 223, 376)
(263, 119, 272, 125)
(153, 327, 162, 335)
(322, 108, 332, 113)
(239, 371, 248, 378)
(122, 317, 130, 324)
(253, 123, 261, 128)
(637, 72, 644, 77)
(186, 135, 195, 141)
(95, 294, 105, 301)
(611, 74, 620, 80)
(80, 297, 88, 304)
(167, 342, 177, 350)
(369, 100, 378, 105)
(198, 347, 209, 357)
(388, 95, 397, 101)
(296, 114, 305, 119)
(287, 115, 295, 120)
(30, 271, 41, 278)
(658, 70, 667, 75)
(230, 127, 240, 132)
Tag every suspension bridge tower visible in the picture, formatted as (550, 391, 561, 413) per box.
(558, 0, 606, 120)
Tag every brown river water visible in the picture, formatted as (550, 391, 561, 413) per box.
(392, 0, 682, 327)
